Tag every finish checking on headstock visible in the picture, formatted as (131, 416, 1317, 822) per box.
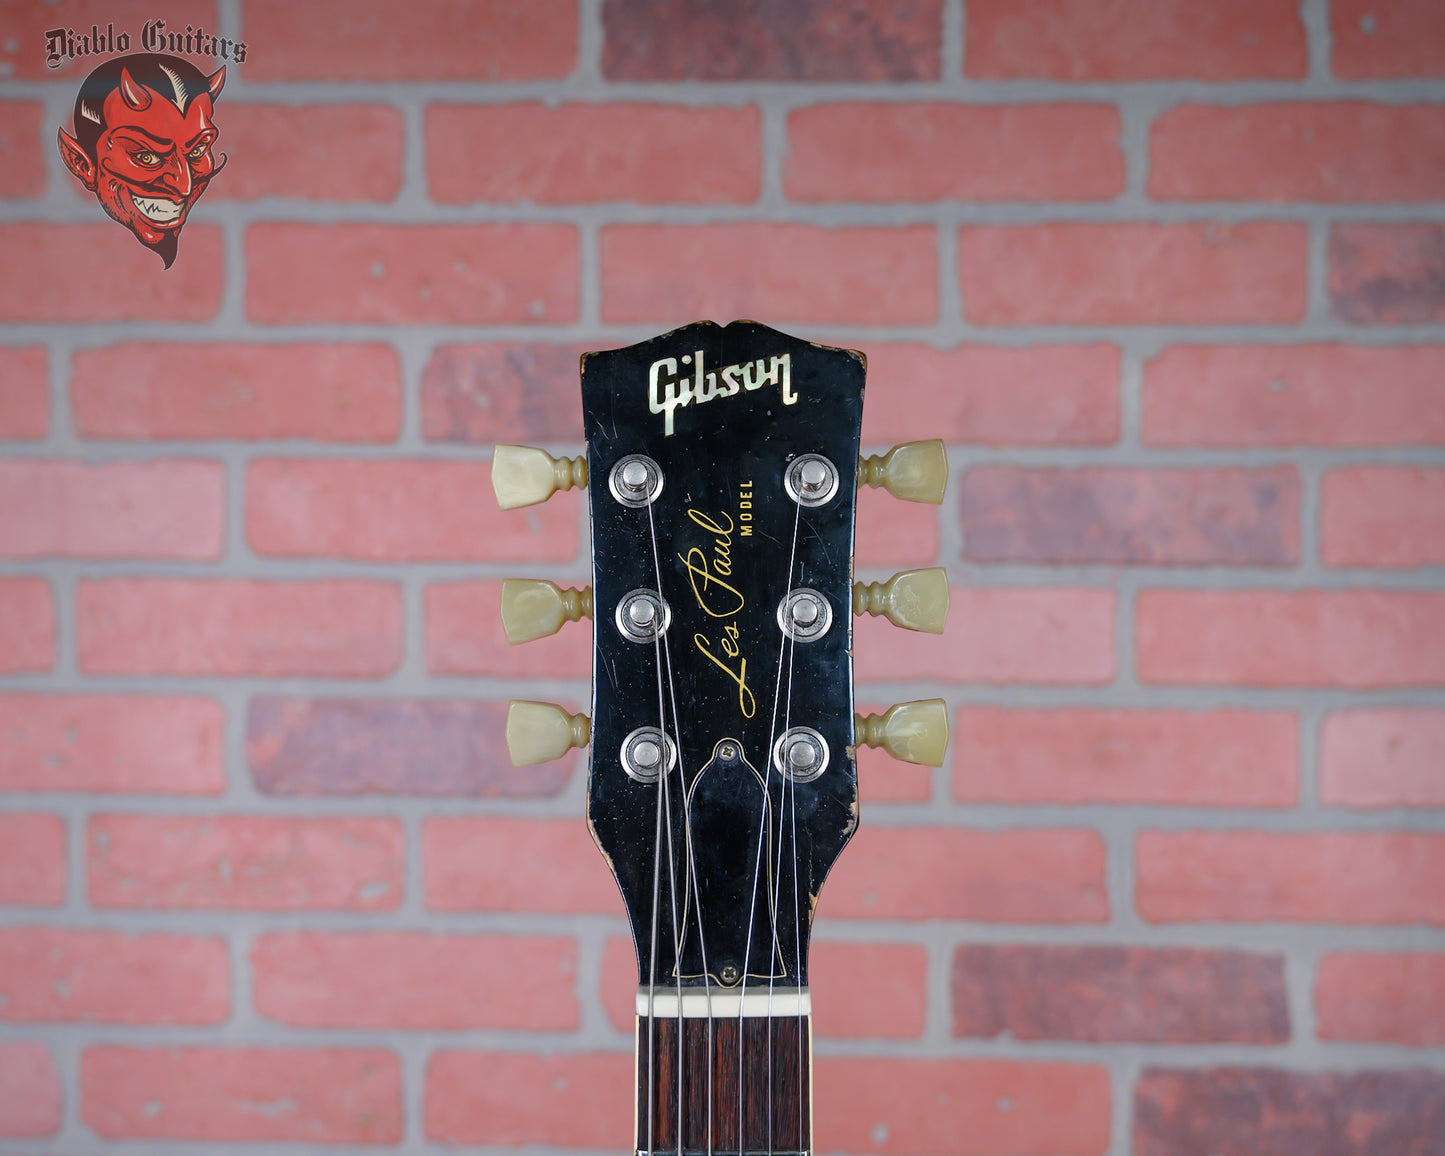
(493, 320, 949, 1156)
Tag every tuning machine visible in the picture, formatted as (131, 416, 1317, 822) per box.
(491, 444, 587, 510)
(505, 701, 591, 766)
(853, 568, 949, 634)
(500, 579, 593, 644)
(858, 439, 948, 504)
(855, 700, 949, 767)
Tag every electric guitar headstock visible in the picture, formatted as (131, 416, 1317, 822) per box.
(491, 319, 949, 1155)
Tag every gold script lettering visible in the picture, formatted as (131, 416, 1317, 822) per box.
(694, 633, 756, 718)
(680, 507, 754, 718)
(678, 510, 743, 618)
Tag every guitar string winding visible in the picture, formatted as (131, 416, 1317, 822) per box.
(737, 496, 803, 1154)
(645, 496, 718, 1156)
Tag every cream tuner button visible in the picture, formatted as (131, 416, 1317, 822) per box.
(855, 700, 949, 767)
(853, 568, 949, 634)
(505, 701, 591, 767)
(858, 439, 948, 504)
(500, 579, 593, 644)
(491, 445, 587, 510)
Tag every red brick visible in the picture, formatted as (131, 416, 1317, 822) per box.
(855, 484, 938, 568)
(1142, 344, 1445, 447)
(1320, 710, 1445, 809)
(88, 815, 403, 911)
(816, 1057, 1110, 1156)
(603, 0, 942, 81)
(247, 459, 578, 562)
(1333, 0, 1445, 78)
(246, 224, 578, 324)
(0, 225, 222, 319)
(0, 102, 43, 197)
(1322, 467, 1445, 567)
(77, 579, 401, 677)
(212, 105, 402, 201)
(601, 224, 936, 326)
(0, 1041, 60, 1137)
(958, 223, 1307, 325)
(1316, 952, 1445, 1045)
(599, 935, 635, 1030)
(82, 1046, 401, 1142)
(424, 816, 624, 914)
(0, 348, 47, 440)
(857, 702, 934, 802)
(0, 695, 223, 794)
(600, 936, 927, 1038)
(1135, 1068, 1445, 1156)
(954, 708, 1298, 807)
(425, 580, 592, 677)
(855, 588, 1115, 685)
(253, 932, 577, 1030)
(1136, 831, 1445, 924)
(965, 0, 1305, 79)
(243, 0, 575, 80)
(0, 579, 54, 673)
(812, 941, 928, 1039)
(0, 0, 216, 80)
(0, 928, 227, 1024)
(960, 466, 1299, 565)
(0, 814, 65, 907)
(819, 826, 1108, 922)
(73, 343, 401, 442)
(1137, 589, 1445, 687)
(430, 104, 760, 204)
(954, 945, 1287, 1043)
(860, 343, 1120, 445)
(426, 1051, 631, 1146)
(1330, 223, 1445, 325)
(1151, 104, 1445, 203)
(787, 104, 1123, 202)
(247, 697, 573, 796)
(421, 342, 589, 442)
(0, 461, 223, 559)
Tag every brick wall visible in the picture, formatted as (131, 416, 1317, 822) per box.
(0, 0, 1442, 1152)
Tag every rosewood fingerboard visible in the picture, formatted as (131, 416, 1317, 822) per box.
(638, 1014, 809, 1156)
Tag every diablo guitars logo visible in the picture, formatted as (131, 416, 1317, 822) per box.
(58, 54, 226, 268)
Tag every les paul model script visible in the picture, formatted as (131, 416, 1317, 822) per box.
(491, 320, 951, 1156)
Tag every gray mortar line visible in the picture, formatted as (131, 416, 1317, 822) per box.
(1302, 0, 1333, 83)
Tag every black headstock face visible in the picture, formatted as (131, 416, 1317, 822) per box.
(582, 320, 865, 991)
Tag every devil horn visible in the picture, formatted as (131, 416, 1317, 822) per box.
(119, 67, 151, 111)
(207, 65, 225, 100)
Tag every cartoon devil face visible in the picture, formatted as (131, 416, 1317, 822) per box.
(58, 54, 225, 268)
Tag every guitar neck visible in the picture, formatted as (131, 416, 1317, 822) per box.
(492, 321, 952, 1155)
(636, 987, 812, 1156)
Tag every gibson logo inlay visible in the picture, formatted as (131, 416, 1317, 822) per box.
(679, 507, 756, 718)
(649, 351, 795, 436)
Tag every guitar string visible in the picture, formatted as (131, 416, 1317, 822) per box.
(644, 663, 664, 1156)
(645, 495, 717, 1156)
(639, 495, 686, 1156)
(736, 494, 802, 1154)
(789, 670, 806, 1152)
(768, 596, 800, 1156)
